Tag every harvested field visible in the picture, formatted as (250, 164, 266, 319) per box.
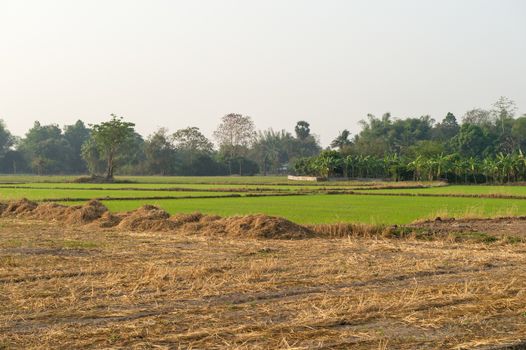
(410, 216, 526, 240)
(1, 217, 526, 349)
(0, 200, 314, 239)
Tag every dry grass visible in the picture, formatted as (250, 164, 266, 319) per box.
(309, 222, 389, 238)
(1, 219, 526, 349)
(412, 205, 521, 223)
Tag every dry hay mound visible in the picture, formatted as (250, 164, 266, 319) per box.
(0, 198, 38, 217)
(94, 211, 123, 228)
(117, 205, 178, 231)
(199, 214, 315, 239)
(171, 212, 203, 225)
(65, 200, 108, 224)
(0, 199, 315, 239)
(26, 202, 70, 221)
(0, 199, 109, 224)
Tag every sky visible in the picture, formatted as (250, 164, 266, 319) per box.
(1, 0, 525, 146)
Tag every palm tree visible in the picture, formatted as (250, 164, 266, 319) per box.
(330, 130, 352, 151)
(253, 129, 293, 175)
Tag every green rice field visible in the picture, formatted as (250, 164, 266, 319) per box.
(72, 194, 526, 225)
(355, 185, 526, 196)
(0, 188, 245, 201)
(2, 175, 526, 224)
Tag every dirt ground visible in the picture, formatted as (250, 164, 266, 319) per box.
(410, 216, 526, 239)
(1, 219, 526, 349)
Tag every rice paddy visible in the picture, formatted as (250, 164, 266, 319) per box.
(1, 176, 525, 224)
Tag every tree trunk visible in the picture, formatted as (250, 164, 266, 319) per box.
(106, 152, 114, 180)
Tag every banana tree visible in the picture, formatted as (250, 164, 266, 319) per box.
(467, 157, 479, 184)
(314, 151, 342, 178)
(408, 155, 425, 181)
(343, 155, 356, 178)
(496, 153, 514, 183)
(430, 153, 452, 180)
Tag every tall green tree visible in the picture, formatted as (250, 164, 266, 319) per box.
(0, 120, 14, 158)
(63, 120, 90, 173)
(251, 129, 294, 175)
(213, 114, 255, 175)
(88, 114, 135, 180)
(292, 121, 321, 158)
(294, 121, 311, 140)
(512, 116, 526, 151)
(144, 128, 176, 175)
(173, 127, 214, 173)
(432, 112, 459, 142)
(18, 121, 71, 174)
(452, 124, 491, 158)
(462, 108, 492, 126)
(492, 96, 517, 133)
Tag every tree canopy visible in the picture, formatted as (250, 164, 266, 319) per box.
(88, 114, 136, 179)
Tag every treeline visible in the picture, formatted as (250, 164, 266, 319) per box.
(295, 97, 526, 183)
(0, 96, 524, 181)
(0, 114, 320, 177)
(294, 151, 526, 183)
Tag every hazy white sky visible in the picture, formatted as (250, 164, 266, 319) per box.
(1, 0, 525, 146)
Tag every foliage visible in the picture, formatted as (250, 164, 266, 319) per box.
(63, 120, 90, 173)
(88, 114, 136, 179)
(330, 129, 352, 151)
(294, 121, 311, 140)
(18, 121, 72, 174)
(144, 128, 176, 175)
(295, 150, 526, 184)
(213, 113, 256, 175)
(2, 96, 525, 179)
(80, 138, 105, 175)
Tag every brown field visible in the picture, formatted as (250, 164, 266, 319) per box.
(1, 210, 526, 349)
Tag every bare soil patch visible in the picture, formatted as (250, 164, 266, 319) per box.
(411, 216, 526, 239)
